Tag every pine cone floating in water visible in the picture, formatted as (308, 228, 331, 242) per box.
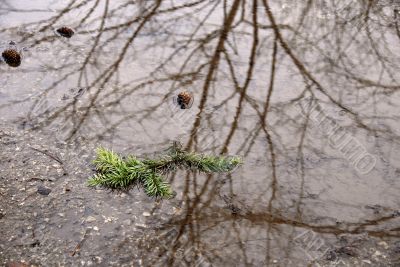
(2, 49, 21, 67)
(56, 27, 74, 38)
(176, 91, 193, 109)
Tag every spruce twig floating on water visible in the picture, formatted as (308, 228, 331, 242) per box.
(88, 142, 242, 199)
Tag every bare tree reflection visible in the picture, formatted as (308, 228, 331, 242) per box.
(1, 0, 400, 265)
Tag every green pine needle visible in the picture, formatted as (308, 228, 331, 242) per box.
(88, 144, 242, 199)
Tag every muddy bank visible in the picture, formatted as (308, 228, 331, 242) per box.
(0, 125, 178, 266)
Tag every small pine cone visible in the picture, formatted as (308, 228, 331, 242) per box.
(177, 91, 193, 109)
(56, 27, 74, 38)
(2, 49, 21, 67)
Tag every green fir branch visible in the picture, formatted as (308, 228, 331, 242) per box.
(88, 143, 242, 199)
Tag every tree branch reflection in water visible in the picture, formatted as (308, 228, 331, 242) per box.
(0, 0, 400, 266)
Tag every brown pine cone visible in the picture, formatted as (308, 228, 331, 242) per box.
(56, 27, 75, 38)
(177, 91, 193, 109)
(2, 49, 21, 67)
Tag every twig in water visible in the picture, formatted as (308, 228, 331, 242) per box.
(88, 142, 243, 199)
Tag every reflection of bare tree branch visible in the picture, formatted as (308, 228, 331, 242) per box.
(186, 0, 241, 150)
(220, 0, 259, 155)
(1, 0, 400, 265)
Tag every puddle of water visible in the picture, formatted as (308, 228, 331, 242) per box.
(0, 0, 400, 266)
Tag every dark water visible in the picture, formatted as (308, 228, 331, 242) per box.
(0, 1, 400, 266)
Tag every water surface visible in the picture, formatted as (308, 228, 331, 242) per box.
(0, 1, 400, 266)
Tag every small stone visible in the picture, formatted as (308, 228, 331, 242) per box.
(122, 219, 131, 226)
(103, 216, 115, 223)
(172, 207, 182, 215)
(378, 241, 389, 249)
(135, 223, 147, 229)
(143, 212, 151, 217)
(86, 216, 96, 223)
(326, 250, 337, 261)
(58, 213, 65, 217)
(93, 226, 99, 231)
(372, 250, 382, 258)
(37, 186, 51, 196)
